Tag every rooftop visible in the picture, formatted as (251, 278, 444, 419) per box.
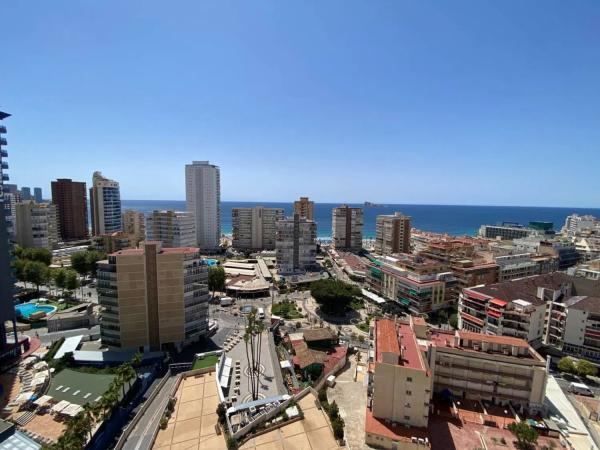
(567, 296, 600, 313)
(375, 318, 427, 371)
(365, 408, 429, 444)
(303, 328, 337, 342)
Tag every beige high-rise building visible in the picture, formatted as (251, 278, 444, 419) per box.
(15, 201, 60, 250)
(276, 214, 317, 274)
(232, 206, 284, 251)
(375, 212, 411, 255)
(98, 242, 210, 351)
(293, 197, 314, 220)
(122, 209, 146, 246)
(332, 205, 363, 251)
(146, 210, 196, 248)
(185, 161, 221, 251)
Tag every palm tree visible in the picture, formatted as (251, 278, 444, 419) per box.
(131, 352, 142, 375)
(123, 364, 137, 389)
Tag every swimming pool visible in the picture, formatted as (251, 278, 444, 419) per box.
(15, 302, 57, 319)
(204, 258, 218, 266)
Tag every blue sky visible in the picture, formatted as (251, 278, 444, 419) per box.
(2, 1, 599, 206)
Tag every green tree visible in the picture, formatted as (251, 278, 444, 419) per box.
(86, 250, 105, 277)
(310, 279, 361, 315)
(558, 356, 576, 374)
(24, 260, 47, 294)
(576, 359, 598, 378)
(53, 268, 67, 296)
(507, 422, 538, 449)
(331, 417, 345, 440)
(70, 251, 90, 277)
(208, 266, 226, 298)
(131, 352, 143, 375)
(448, 313, 458, 329)
(65, 269, 80, 302)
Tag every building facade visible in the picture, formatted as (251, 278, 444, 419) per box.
(479, 223, 534, 240)
(122, 209, 146, 246)
(51, 178, 88, 241)
(90, 171, 121, 236)
(146, 210, 195, 248)
(93, 231, 131, 253)
(0, 111, 19, 361)
(293, 196, 314, 220)
(332, 205, 363, 251)
(98, 242, 210, 351)
(185, 161, 220, 251)
(375, 212, 411, 255)
(15, 201, 60, 249)
(20, 187, 31, 201)
(232, 206, 284, 251)
(33, 187, 42, 203)
(275, 214, 317, 274)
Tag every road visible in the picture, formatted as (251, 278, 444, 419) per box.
(122, 375, 178, 450)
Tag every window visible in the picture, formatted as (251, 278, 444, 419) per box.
(406, 390, 412, 395)
(405, 403, 411, 408)
(407, 377, 413, 382)
(404, 415, 410, 420)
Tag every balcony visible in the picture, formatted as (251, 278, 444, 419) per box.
(0, 125, 6, 133)
(0, 138, 6, 146)
(0, 149, 7, 158)
(1, 162, 7, 170)
(2, 174, 8, 182)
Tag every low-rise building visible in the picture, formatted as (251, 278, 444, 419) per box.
(479, 223, 535, 240)
(366, 317, 547, 449)
(367, 254, 457, 315)
(15, 201, 60, 249)
(46, 303, 96, 332)
(97, 241, 210, 351)
(93, 231, 130, 253)
(146, 210, 195, 248)
(121, 209, 146, 246)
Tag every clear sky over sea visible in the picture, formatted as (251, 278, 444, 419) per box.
(3, 1, 599, 207)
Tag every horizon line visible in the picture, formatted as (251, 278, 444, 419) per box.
(120, 199, 600, 210)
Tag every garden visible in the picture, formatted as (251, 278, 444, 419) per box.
(271, 300, 304, 319)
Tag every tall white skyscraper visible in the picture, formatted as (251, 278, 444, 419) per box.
(90, 171, 122, 236)
(185, 161, 221, 251)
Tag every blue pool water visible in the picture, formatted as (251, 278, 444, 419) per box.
(204, 259, 218, 266)
(15, 302, 57, 319)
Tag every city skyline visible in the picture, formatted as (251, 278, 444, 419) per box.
(3, 1, 600, 207)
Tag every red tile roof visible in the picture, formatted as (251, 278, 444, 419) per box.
(375, 318, 427, 371)
(458, 330, 529, 348)
(365, 409, 429, 444)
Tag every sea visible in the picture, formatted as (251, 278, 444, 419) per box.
(121, 200, 600, 239)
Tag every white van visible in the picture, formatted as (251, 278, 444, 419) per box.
(220, 297, 234, 307)
(257, 307, 265, 320)
(568, 382, 594, 396)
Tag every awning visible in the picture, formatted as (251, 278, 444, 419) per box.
(15, 392, 35, 404)
(61, 404, 83, 417)
(33, 395, 53, 407)
(51, 400, 71, 413)
(399, 298, 410, 306)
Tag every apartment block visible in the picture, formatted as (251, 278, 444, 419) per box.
(146, 210, 195, 248)
(122, 209, 146, 246)
(459, 273, 575, 348)
(0, 111, 18, 360)
(546, 296, 600, 362)
(293, 196, 314, 220)
(332, 205, 363, 251)
(90, 171, 121, 236)
(375, 212, 411, 256)
(367, 254, 457, 315)
(366, 317, 547, 449)
(33, 187, 42, 203)
(185, 161, 220, 251)
(427, 329, 547, 414)
(232, 206, 284, 251)
(98, 242, 210, 351)
(479, 223, 535, 240)
(275, 214, 317, 274)
(51, 178, 88, 241)
(15, 201, 60, 250)
(93, 231, 131, 253)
